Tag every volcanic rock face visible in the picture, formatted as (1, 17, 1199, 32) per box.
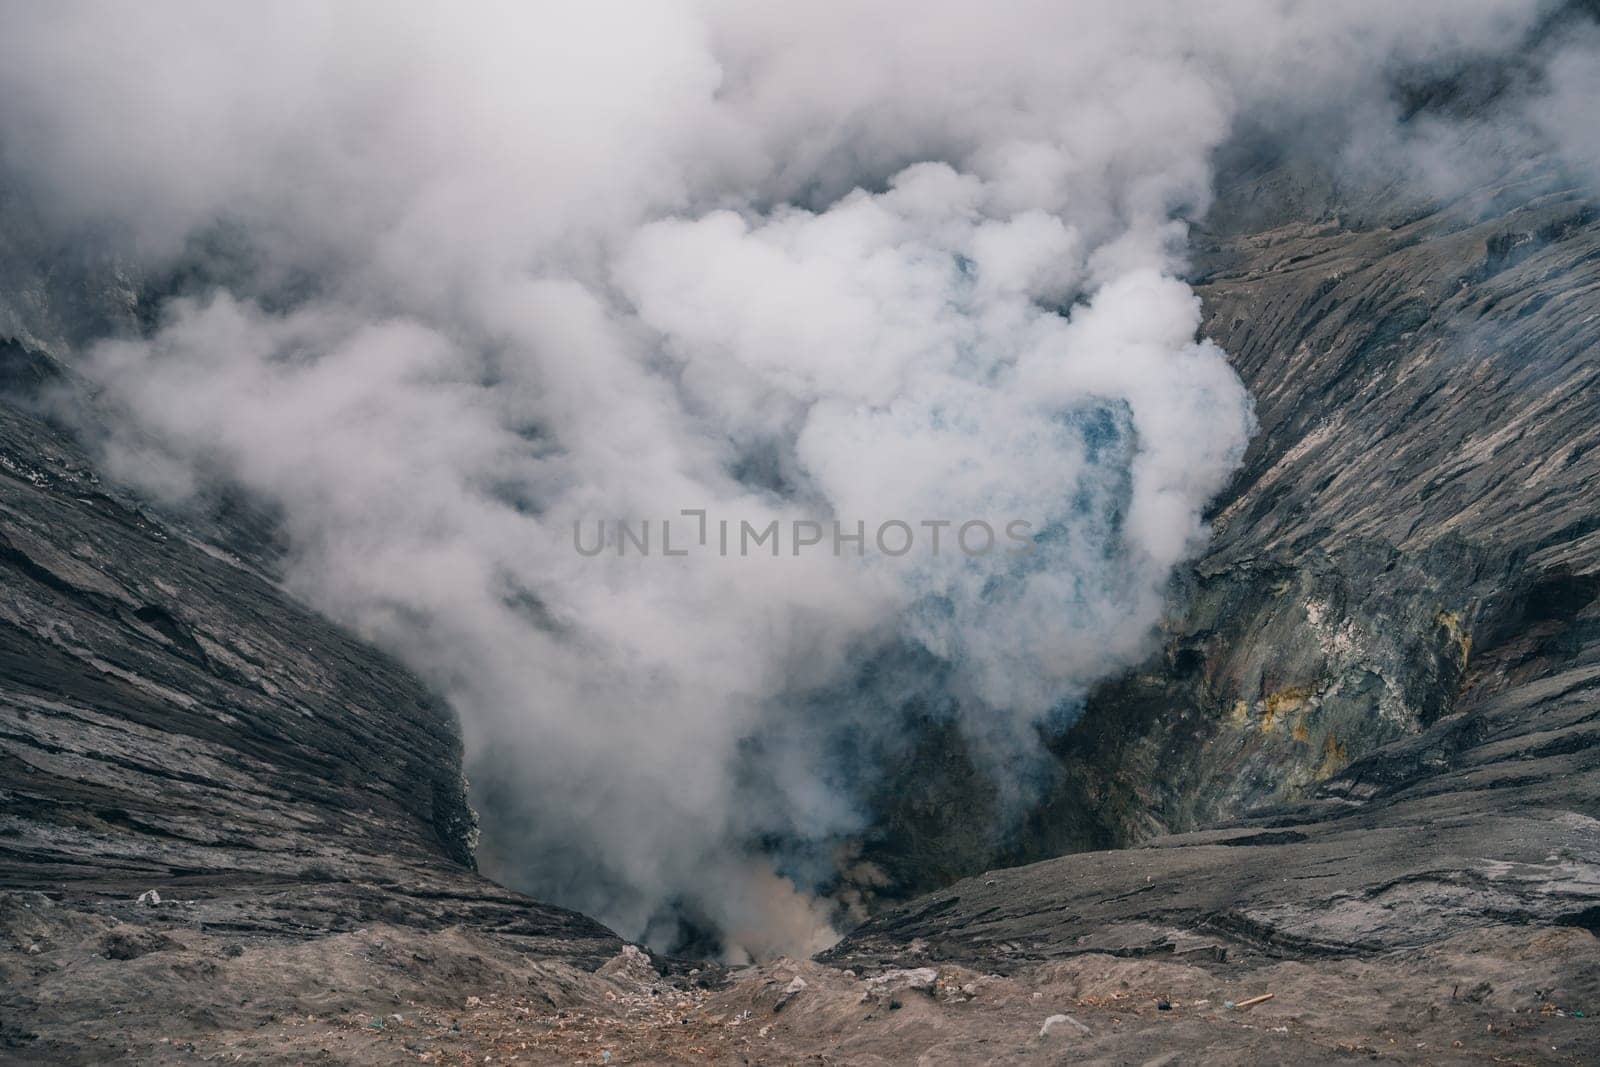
(0, 343, 477, 883)
(842, 164, 1599, 907)
(0, 340, 621, 1059)
(833, 158, 1600, 965)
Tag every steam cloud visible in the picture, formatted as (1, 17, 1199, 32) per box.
(0, 1, 1588, 956)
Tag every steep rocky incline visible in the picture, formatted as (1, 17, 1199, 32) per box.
(831, 160, 1600, 971)
(0, 341, 620, 1057)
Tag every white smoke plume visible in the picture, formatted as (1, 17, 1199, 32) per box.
(0, 1, 1578, 956)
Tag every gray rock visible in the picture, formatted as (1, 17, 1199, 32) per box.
(828, 152, 1600, 973)
(862, 966, 938, 996)
(1039, 1013, 1088, 1038)
(0, 340, 621, 969)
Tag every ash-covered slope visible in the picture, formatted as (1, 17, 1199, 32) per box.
(0, 340, 475, 882)
(829, 156, 1600, 971)
(0, 341, 620, 1058)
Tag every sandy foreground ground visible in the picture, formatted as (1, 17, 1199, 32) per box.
(5, 890, 1599, 1066)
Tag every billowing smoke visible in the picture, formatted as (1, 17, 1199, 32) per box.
(0, 1, 1583, 956)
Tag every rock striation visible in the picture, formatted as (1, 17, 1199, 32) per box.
(831, 156, 1600, 971)
(0, 338, 620, 1060)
